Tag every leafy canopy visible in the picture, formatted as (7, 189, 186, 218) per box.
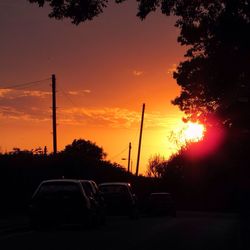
(61, 139, 107, 160)
(28, 0, 126, 25)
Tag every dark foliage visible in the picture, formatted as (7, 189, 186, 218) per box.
(28, 0, 126, 24)
(0, 140, 130, 214)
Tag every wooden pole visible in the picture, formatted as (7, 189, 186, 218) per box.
(128, 142, 131, 172)
(52, 74, 57, 154)
(135, 103, 145, 176)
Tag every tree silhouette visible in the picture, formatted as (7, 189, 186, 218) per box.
(61, 138, 107, 161)
(28, 0, 125, 25)
(168, 1, 250, 132)
(146, 155, 166, 178)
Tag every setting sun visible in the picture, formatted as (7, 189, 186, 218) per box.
(183, 122, 205, 142)
(168, 120, 206, 156)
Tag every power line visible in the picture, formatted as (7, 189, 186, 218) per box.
(5, 82, 49, 91)
(0, 78, 51, 90)
(58, 85, 130, 162)
(108, 112, 142, 163)
(57, 83, 141, 165)
(109, 145, 129, 161)
(57, 84, 79, 108)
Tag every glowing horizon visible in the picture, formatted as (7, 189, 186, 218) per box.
(0, 0, 188, 175)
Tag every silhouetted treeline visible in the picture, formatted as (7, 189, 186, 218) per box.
(1, 135, 248, 215)
(0, 139, 130, 214)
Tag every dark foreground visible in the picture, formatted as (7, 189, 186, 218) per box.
(0, 211, 245, 250)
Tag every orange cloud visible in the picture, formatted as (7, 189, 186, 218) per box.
(22, 90, 51, 98)
(58, 107, 180, 130)
(0, 106, 50, 122)
(0, 102, 183, 151)
(58, 107, 140, 128)
(133, 70, 143, 76)
(167, 63, 177, 75)
(0, 89, 51, 99)
(0, 89, 12, 97)
(68, 89, 91, 95)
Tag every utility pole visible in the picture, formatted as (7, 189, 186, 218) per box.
(135, 103, 145, 176)
(52, 74, 57, 155)
(128, 142, 131, 173)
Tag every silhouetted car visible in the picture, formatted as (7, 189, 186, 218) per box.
(29, 179, 97, 229)
(146, 192, 176, 217)
(79, 179, 106, 224)
(98, 182, 138, 219)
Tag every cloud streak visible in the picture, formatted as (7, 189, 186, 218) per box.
(0, 99, 181, 130)
(167, 63, 177, 75)
(68, 89, 91, 95)
(0, 106, 50, 122)
(0, 89, 12, 97)
(0, 89, 51, 99)
(58, 107, 180, 130)
(133, 70, 143, 76)
(58, 107, 140, 128)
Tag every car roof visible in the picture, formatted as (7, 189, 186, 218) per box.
(150, 192, 172, 196)
(79, 179, 95, 184)
(40, 179, 81, 184)
(98, 182, 131, 187)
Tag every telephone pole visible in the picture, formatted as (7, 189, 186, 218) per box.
(135, 103, 145, 176)
(52, 74, 57, 155)
(128, 142, 131, 173)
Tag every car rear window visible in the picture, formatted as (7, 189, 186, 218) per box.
(100, 185, 128, 194)
(35, 182, 82, 198)
(149, 194, 172, 202)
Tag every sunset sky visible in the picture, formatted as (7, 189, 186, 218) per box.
(0, 0, 188, 175)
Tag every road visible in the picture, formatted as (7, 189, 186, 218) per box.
(0, 211, 243, 250)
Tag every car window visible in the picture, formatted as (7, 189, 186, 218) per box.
(91, 182, 99, 195)
(100, 185, 128, 194)
(39, 183, 79, 193)
(35, 182, 82, 199)
(81, 182, 94, 197)
(149, 194, 172, 202)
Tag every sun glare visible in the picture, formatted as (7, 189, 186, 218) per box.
(183, 122, 205, 142)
